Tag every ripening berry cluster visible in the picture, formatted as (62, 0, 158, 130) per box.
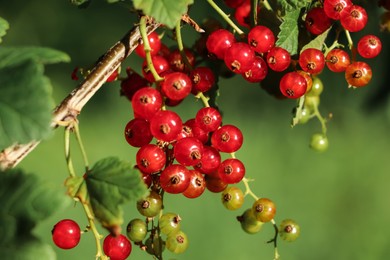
(210, 0, 382, 100)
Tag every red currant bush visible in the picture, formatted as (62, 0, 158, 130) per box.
(103, 234, 132, 260)
(52, 219, 81, 250)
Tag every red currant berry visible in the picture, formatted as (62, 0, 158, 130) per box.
(160, 164, 191, 194)
(211, 125, 243, 153)
(103, 234, 132, 260)
(190, 66, 215, 94)
(131, 87, 162, 121)
(252, 198, 276, 223)
(174, 137, 204, 166)
(126, 218, 147, 243)
(357, 35, 382, 59)
(237, 208, 264, 234)
(243, 56, 268, 83)
(184, 119, 209, 144)
(166, 230, 189, 254)
(296, 70, 313, 93)
(345, 61, 372, 87)
(267, 47, 291, 72)
(221, 186, 244, 210)
(168, 49, 195, 72)
(299, 48, 325, 75)
(206, 29, 236, 59)
(234, 0, 251, 28)
(279, 71, 307, 99)
(205, 171, 228, 193)
(183, 169, 206, 199)
(120, 68, 149, 101)
(106, 68, 119, 82)
(195, 107, 222, 132)
(279, 219, 300, 242)
(323, 0, 352, 20)
(136, 144, 166, 174)
(137, 191, 162, 217)
(52, 219, 81, 249)
(218, 158, 246, 184)
(305, 7, 333, 35)
(340, 5, 368, 32)
(248, 25, 275, 53)
(149, 110, 183, 142)
(135, 31, 161, 58)
(161, 72, 192, 101)
(142, 55, 170, 82)
(177, 124, 194, 140)
(124, 118, 153, 147)
(325, 49, 351, 72)
(224, 42, 255, 74)
(194, 146, 221, 174)
(224, 0, 245, 8)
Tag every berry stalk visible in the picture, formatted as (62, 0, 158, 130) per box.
(206, 0, 245, 35)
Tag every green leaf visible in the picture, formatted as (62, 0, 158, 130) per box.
(0, 17, 9, 43)
(65, 175, 89, 203)
(0, 47, 70, 70)
(132, 0, 193, 28)
(0, 235, 56, 260)
(85, 157, 148, 228)
(0, 61, 54, 150)
(275, 9, 301, 56)
(0, 169, 70, 242)
(276, 0, 311, 11)
(300, 28, 331, 53)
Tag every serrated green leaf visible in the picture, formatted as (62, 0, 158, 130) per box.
(0, 47, 70, 70)
(0, 61, 54, 150)
(0, 169, 70, 242)
(132, 0, 193, 28)
(275, 9, 301, 56)
(0, 17, 9, 44)
(300, 28, 331, 53)
(276, 0, 311, 11)
(85, 157, 148, 228)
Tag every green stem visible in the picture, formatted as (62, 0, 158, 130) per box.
(261, 0, 273, 11)
(206, 0, 245, 35)
(73, 123, 90, 170)
(313, 104, 327, 135)
(291, 96, 305, 127)
(195, 92, 210, 107)
(82, 203, 108, 260)
(250, 0, 259, 27)
(344, 29, 353, 50)
(270, 219, 280, 260)
(175, 21, 193, 71)
(242, 177, 259, 201)
(64, 127, 76, 178)
(140, 16, 164, 82)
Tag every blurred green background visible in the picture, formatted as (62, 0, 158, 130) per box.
(1, 0, 390, 259)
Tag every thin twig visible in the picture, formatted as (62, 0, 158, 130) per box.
(0, 19, 160, 171)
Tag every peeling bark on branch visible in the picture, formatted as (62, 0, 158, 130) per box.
(0, 19, 160, 171)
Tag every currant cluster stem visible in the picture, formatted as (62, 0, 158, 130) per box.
(64, 122, 107, 260)
(175, 21, 194, 71)
(140, 16, 164, 82)
(206, 0, 245, 35)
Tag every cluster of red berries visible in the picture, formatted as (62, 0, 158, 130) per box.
(52, 219, 132, 260)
